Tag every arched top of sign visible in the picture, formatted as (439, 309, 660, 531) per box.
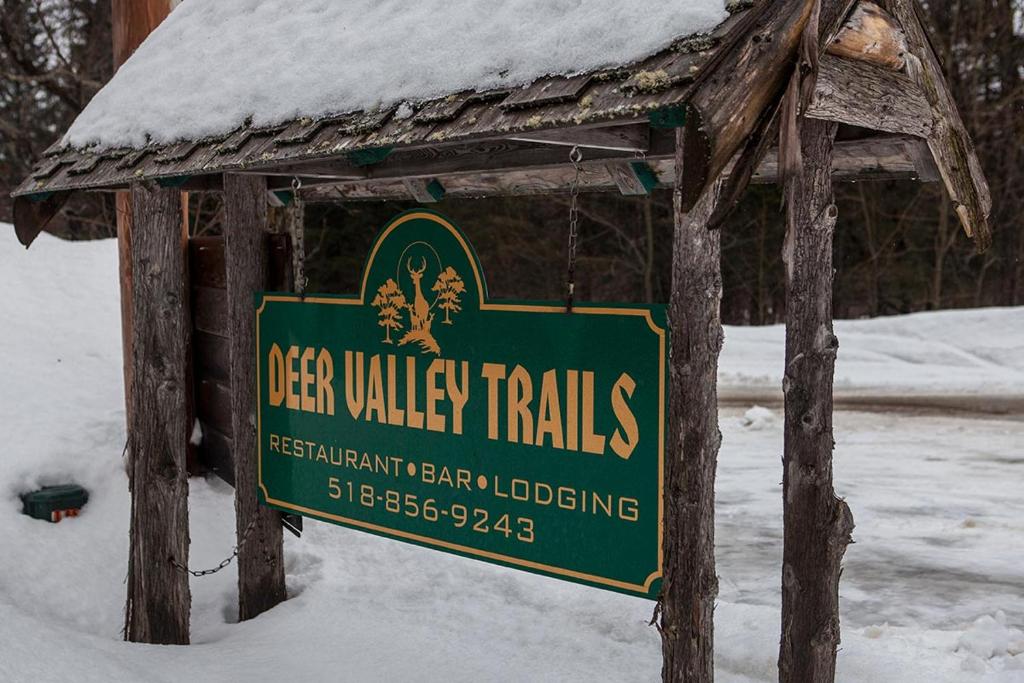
(358, 210, 489, 310)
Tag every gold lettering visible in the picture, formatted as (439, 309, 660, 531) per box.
(557, 486, 576, 510)
(405, 356, 424, 429)
(619, 497, 639, 522)
(609, 372, 639, 459)
(535, 482, 553, 505)
(386, 355, 405, 426)
(268, 344, 285, 407)
(365, 355, 386, 423)
(426, 359, 446, 432)
(300, 348, 316, 412)
(508, 365, 534, 445)
(535, 369, 564, 449)
(446, 360, 469, 435)
(285, 346, 300, 410)
(316, 349, 335, 415)
(511, 478, 529, 501)
(481, 363, 506, 440)
(566, 369, 579, 451)
(581, 371, 605, 454)
(344, 351, 364, 419)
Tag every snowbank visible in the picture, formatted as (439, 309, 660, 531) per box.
(721, 308, 1024, 396)
(64, 0, 727, 149)
(3, 226, 1023, 681)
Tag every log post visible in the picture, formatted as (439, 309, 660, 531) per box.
(125, 183, 191, 644)
(112, 0, 179, 441)
(659, 129, 724, 683)
(223, 174, 287, 620)
(778, 118, 855, 682)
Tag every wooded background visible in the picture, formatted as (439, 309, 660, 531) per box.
(2, 0, 1021, 321)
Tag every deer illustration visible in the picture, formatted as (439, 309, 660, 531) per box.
(406, 257, 433, 332)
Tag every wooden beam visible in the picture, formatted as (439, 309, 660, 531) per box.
(678, 0, 819, 211)
(901, 136, 940, 182)
(508, 123, 650, 152)
(778, 118, 854, 683)
(807, 55, 932, 137)
(887, 0, 993, 249)
(11, 192, 70, 246)
(606, 160, 659, 196)
(125, 183, 191, 645)
(300, 135, 925, 202)
(826, 1, 907, 70)
(659, 131, 723, 683)
(402, 177, 445, 203)
(223, 174, 287, 621)
(261, 133, 676, 183)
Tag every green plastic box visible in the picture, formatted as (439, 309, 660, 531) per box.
(21, 485, 89, 522)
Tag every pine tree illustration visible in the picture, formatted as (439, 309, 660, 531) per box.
(431, 266, 465, 324)
(371, 279, 407, 343)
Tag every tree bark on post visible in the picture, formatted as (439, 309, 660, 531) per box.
(778, 117, 855, 683)
(223, 174, 287, 620)
(659, 128, 724, 683)
(125, 183, 191, 644)
(111, 0, 181, 451)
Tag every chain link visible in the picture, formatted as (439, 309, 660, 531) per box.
(170, 516, 259, 578)
(565, 145, 583, 312)
(289, 177, 308, 297)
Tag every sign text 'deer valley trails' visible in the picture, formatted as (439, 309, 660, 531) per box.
(256, 211, 667, 596)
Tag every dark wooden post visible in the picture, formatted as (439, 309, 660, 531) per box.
(223, 174, 287, 620)
(778, 118, 855, 682)
(659, 129, 723, 683)
(125, 183, 191, 644)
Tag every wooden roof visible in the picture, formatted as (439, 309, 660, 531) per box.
(11, 0, 992, 251)
(12, 11, 745, 199)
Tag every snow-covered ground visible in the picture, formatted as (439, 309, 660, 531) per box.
(2, 228, 1023, 682)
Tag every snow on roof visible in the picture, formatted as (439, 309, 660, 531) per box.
(63, 0, 727, 150)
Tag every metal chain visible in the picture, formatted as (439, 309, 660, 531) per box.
(565, 145, 583, 312)
(170, 516, 259, 578)
(289, 177, 307, 297)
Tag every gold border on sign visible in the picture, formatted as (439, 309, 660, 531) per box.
(257, 211, 665, 594)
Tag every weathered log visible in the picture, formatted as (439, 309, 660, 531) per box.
(300, 134, 924, 203)
(886, 0, 992, 249)
(778, 118, 855, 683)
(679, 0, 819, 211)
(686, 0, 860, 223)
(223, 174, 287, 621)
(112, 0, 180, 476)
(125, 183, 191, 644)
(826, 1, 907, 70)
(659, 128, 723, 683)
(806, 55, 931, 138)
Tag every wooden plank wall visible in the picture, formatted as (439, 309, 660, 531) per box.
(188, 234, 291, 485)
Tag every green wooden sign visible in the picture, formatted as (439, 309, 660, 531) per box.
(257, 210, 667, 597)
